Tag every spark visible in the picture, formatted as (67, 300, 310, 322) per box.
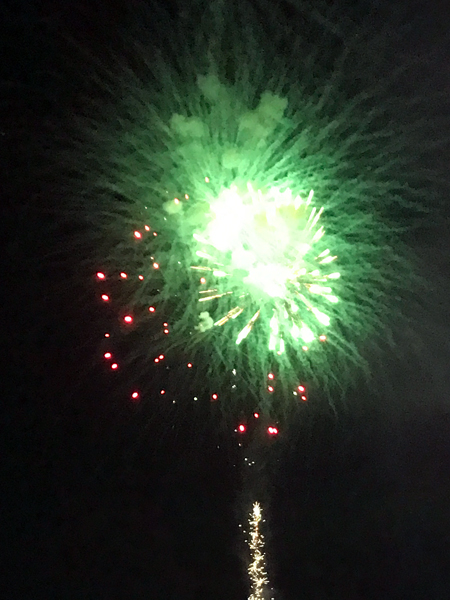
(192, 185, 340, 353)
(247, 502, 269, 600)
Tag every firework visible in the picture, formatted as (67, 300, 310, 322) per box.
(59, 0, 445, 414)
(192, 184, 338, 351)
(246, 502, 270, 600)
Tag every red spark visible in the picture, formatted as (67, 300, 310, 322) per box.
(101, 294, 110, 302)
(96, 272, 106, 280)
(134, 231, 142, 239)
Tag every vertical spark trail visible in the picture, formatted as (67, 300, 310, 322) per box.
(247, 502, 270, 600)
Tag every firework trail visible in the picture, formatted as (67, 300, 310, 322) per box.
(247, 502, 270, 600)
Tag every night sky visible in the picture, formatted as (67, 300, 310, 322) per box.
(2, 1, 450, 598)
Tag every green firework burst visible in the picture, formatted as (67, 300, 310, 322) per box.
(61, 0, 446, 416)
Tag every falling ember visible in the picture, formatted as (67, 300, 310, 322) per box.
(96, 272, 105, 280)
(131, 391, 140, 401)
(120, 272, 127, 279)
(247, 502, 269, 600)
(101, 294, 110, 301)
(111, 363, 118, 370)
(123, 315, 133, 324)
(103, 352, 112, 359)
(134, 231, 142, 239)
(148, 306, 156, 312)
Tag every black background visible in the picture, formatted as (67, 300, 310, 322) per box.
(2, 1, 450, 598)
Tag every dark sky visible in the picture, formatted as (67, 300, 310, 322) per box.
(2, 1, 450, 599)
